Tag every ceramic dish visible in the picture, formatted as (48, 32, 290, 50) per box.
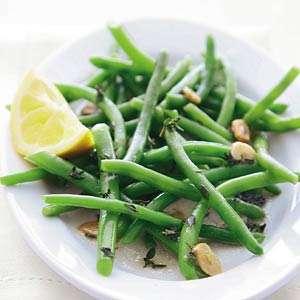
(1, 19, 300, 300)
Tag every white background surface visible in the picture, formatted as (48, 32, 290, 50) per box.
(1, 0, 300, 299)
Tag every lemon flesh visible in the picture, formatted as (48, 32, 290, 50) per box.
(10, 71, 93, 157)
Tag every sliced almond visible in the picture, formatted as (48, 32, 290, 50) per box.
(81, 103, 97, 115)
(231, 119, 251, 142)
(181, 86, 201, 104)
(192, 243, 222, 276)
(230, 142, 256, 161)
(78, 220, 99, 238)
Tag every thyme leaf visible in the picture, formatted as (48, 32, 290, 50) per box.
(100, 247, 114, 258)
(69, 166, 85, 180)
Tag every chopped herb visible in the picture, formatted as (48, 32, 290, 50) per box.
(238, 191, 266, 207)
(100, 247, 114, 258)
(100, 190, 111, 198)
(145, 247, 156, 260)
(125, 203, 138, 213)
(246, 221, 266, 233)
(69, 166, 85, 180)
(186, 215, 196, 226)
(162, 228, 179, 241)
(226, 154, 255, 166)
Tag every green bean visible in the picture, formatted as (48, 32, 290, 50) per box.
(199, 224, 265, 245)
(217, 172, 283, 197)
(254, 134, 298, 184)
(159, 56, 192, 97)
(121, 193, 177, 244)
(101, 159, 198, 201)
(87, 70, 112, 88)
(26, 151, 101, 196)
(165, 127, 263, 255)
(124, 51, 168, 162)
(190, 155, 226, 167)
(56, 83, 135, 118)
(108, 24, 155, 74)
(212, 87, 281, 124)
(90, 56, 146, 75)
(227, 198, 265, 220)
(92, 124, 119, 276)
(56, 83, 97, 102)
(142, 141, 230, 165)
(104, 78, 119, 102)
(0, 168, 48, 186)
(160, 65, 203, 108)
(175, 115, 231, 145)
(42, 205, 77, 217)
(264, 184, 281, 195)
(44, 194, 182, 228)
(262, 117, 300, 132)
(123, 181, 156, 198)
(116, 84, 127, 104)
(178, 201, 208, 279)
(101, 160, 263, 202)
(165, 93, 188, 109)
(269, 103, 288, 114)
(168, 65, 203, 95)
(244, 67, 300, 124)
(121, 73, 145, 96)
(104, 168, 264, 245)
(197, 35, 216, 100)
(122, 163, 262, 200)
(78, 113, 106, 126)
(183, 103, 233, 140)
(95, 90, 126, 158)
(216, 62, 237, 127)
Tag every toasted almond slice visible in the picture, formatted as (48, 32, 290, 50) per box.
(231, 119, 251, 142)
(81, 103, 97, 115)
(181, 86, 201, 104)
(230, 141, 256, 161)
(192, 243, 222, 276)
(78, 220, 98, 238)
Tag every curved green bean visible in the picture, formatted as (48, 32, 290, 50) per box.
(90, 56, 146, 75)
(254, 134, 298, 184)
(108, 24, 155, 74)
(244, 67, 300, 124)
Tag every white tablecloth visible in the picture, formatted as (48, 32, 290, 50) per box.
(1, 1, 300, 299)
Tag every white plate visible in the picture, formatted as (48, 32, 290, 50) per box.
(1, 19, 300, 300)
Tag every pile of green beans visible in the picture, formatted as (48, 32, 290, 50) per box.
(2, 25, 300, 280)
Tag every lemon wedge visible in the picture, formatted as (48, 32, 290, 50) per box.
(10, 71, 93, 157)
